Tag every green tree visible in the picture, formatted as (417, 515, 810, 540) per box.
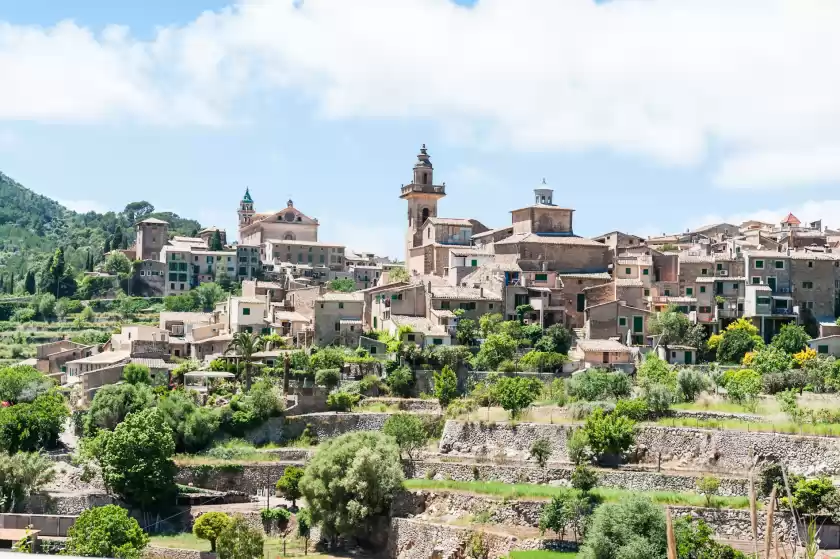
(649, 306, 692, 349)
(473, 333, 517, 370)
(479, 313, 504, 339)
(36, 293, 56, 321)
(194, 282, 225, 311)
(309, 347, 345, 371)
(717, 320, 763, 363)
(386, 366, 414, 397)
(122, 363, 152, 385)
(676, 368, 708, 402)
(582, 408, 636, 460)
(578, 496, 666, 559)
(23, 271, 35, 295)
(433, 365, 459, 407)
(225, 332, 265, 391)
(696, 475, 720, 507)
(65, 505, 149, 559)
(636, 353, 676, 389)
(539, 490, 593, 543)
(194, 511, 231, 552)
(566, 369, 631, 401)
(217, 514, 264, 559)
(85, 383, 154, 433)
(0, 452, 55, 513)
(771, 323, 811, 355)
(315, 368, 341, 391)
(383, 412, 428, 462)
(749, 345, 793, 375)
(0, 365, 52, 404)
(209, 230, 224, 250)
(296, 508, 312, 554)
(275, 466, 305, 508)
(103, 252, 132, 278)
(722, 369, 761, 408)
(455, 317, 480, 346)
(571, 464, 598, 493)
(534, 324, 573, 355)
(0, 390, 69, 453)
(674, 516, 749, 559)
(387, 267, 409, 283)
(299, 431, 404, 541)
(327, 278, 356, 292)
(326, 391, 359, 411)
(98, 408, 177, 511)
(530, 437, 552, 468)
(492, 376, 542, 418)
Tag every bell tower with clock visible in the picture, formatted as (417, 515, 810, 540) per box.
(399, 144, 446, 265)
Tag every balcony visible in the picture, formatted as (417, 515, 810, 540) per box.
(400, 183, 446, 197)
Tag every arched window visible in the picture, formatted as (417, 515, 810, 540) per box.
(284, 232, 295, 241)
(422, 173, 428, 185)
(421, 208, 430, 223)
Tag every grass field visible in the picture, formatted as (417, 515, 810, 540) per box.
(150, 533, 210, 551)
(404, 479, 752, 509)
(654, 416, 840, 437)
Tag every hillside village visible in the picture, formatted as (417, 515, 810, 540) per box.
(5, 146, 840, 558)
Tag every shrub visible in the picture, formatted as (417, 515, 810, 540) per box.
(383, 413, 428, 461)
(566, 428, 591, 465)
(260, 507, 292, 529)
(613, 398, 649, 421)
(758, 462, 803, 498)
(386, 366, 414, 397)
(723, 369, 761, 409)
(643, 383, 675, 415)
(571, 464, 598, 492)
(359, 374, 387, 396)
(472, 333, 517, 370)
(433, 366, 459, 407)
(122, 363, 151, 385)
(327, 391, 360, 411)
(492, 376, 542, 418)
(0, 452, 55, 513)
(315, 368, 341, 391)
(771, 323, 811, 355)
(530, 437, 552, 468)
(275, 466, 304, 508)
(578, 496, 665, 559)
(749, 346, 794, 376)
(717, 327, 762, 364)
(309, 347, 345, 372)
(0, 390, 69, 453)
(519, 351, 567, 372)
(566, 369, 631, 401)
(785, 477, 837, 514)
(217, 514, 264, 559)
(676, 368, 708, 402)
(299, 431, 403, 541)
(193, 511, 231, 552)
(582, 408, 635, 460)
(568, 401, 615, 420)
(696, 475, 720, 507)
(539, 490, 592, 542)
(85, 383, 154, 434)
(497, 359, 517, 373)
(65, 505, 148, 559)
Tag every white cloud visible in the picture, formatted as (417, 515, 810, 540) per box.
(57, 199, 109, 213)
(5, 0, 840, 187)
(689, 200, 840, 232)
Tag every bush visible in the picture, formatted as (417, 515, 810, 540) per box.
(758, 462, 802, 498)
(0, 452, 55, 513)
(696, 475, 720, 507)
(578, 496, 665, 559)
(260, 507, 292, 529)
(771, 323, 811, 355)
(217, 514, 264, 559)
(433, 366, 459, 407)
(566, 369, 631, 401)
(85, 383, 154, 434)
(723, 369, 761, 408)
(568, 401, 615, 420)
(492, 376, 542, 418)
(383, 413, 428, 462)
(676, 368, 708, 402)
(309, 347, 345, 372)
(785, 477, 837, 514)
(636, 353, 676, 388)
(326, 391, 360, 411)
(519, 351, 567, 372)
(613, 398, 649, 421)
(571, 464, 598, 492)
(386, 366, 414, 397)
(582, 408, 635, 460)
(193, 511, 231, 552)
(566, 428, 591, 465)
(0, 390, 69, 452)
(299, 431, 404, 541)
(643, 383, 675, 415)
(65, 505, 149, 559)
(539, 490, 593, 542)
(122, 363, 151, 385)
(717, 327, 762, 364)
(530, 437, 552, 468)
(275, 466, 304, 508)
(315, 368, 341, 391)
(359, 374, 387, 396)
(497, 359, 517, 373)
(472, 333, 517, 370)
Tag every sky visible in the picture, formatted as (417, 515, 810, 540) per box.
(2, 0, 840, 260)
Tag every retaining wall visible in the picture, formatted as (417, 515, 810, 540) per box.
(143, 546, 215, 559)
(243, 412, 413, 446)
(439, 420, 840, 475)
(410, 460, 750, 496)
(364, 398, 442, 413)
(27, 492, 115, 515)
(176, 463, 295, 494)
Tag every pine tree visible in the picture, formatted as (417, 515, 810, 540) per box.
(209, 230, 224, 251)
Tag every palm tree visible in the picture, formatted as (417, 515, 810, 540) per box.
(225, 332, 265, 391)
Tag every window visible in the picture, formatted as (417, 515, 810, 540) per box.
(738, 303, 744, 312)
(818, 345, 829, 354)
(755, 260, 764, 269)
(752, 277, 761, 284)
(169, 273, 177, 281)
(643, 268, 649, 275)
(701, 269, 707, 276)
(471, 259, 478, 267)
(664, 289, 671, 296)
(625, 268, 631, 275)
(170, 283, 175, 289)
(802, 281, 814, 289)
(806, 301, 815, 310)
(441, 301, 450, 310)
(775, 260, 785, 269)
(618, 317, 627, 327)
(489, 303, 494, 309)
(243, 307, 251, 315)
(700, 286, 706, 293)
(407, 334, 415, 341)
(334, 322, 340, 331)
(732, 283, 739, 290)
(716, 263, 723, 271)
(339, 302, 344, 309)
(686, 287, 693, 296)
(179, 283, 185, 291)
(535, 273, 548, 282)
(644, 289, 650, 297)
(432, 338, 443, 346)
(808, 261, 814, 268)
(699, 306, 712, 313)
(757, 297, 771, 305)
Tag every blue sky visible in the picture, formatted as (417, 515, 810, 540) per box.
(2, 0, 840, 259)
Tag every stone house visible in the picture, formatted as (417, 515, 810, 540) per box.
(658, 345, 699, 365)
(572, 339, 636, 372)
(29, 340, 98, 376)
(135, 217, 169, 261)
(584, 301, 650, 346)
(362, 282, 425, 332)
(314, 292, 364, 346)
(559, 273, 613, 329)
(264, 239, 346, 271)
(219, 297, 270, 335)
(386, 315, 451, 348)
(592, 230, 646, 251)
(427, 285, 503, 322)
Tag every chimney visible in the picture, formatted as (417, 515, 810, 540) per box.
(480, 287, 484, 298)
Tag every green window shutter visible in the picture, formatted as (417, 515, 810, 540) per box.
(700, 286, 706, 293)
(818, 345, 829, 354)
(576, 293, 585, 312)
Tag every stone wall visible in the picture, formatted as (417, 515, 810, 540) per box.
(364, 398, 442, 413)
(176, 463, 294, 494)
(27, 492, 115, 515)
(393, 491, 799, 546)
(387, 518, 570, 559)
(243, 412, 410, 446)
(410, 460, 749, 497)
(439, 420, 840, 475)
(143, 546, 215, 559)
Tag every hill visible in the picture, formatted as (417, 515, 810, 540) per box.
(0, 171, 202, 278)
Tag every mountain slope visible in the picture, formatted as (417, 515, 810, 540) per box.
(0, 171, 202, 276)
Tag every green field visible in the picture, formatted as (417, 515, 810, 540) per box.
(404, 479, 752, 509)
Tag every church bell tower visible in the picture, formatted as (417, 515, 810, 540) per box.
(399, 144, 446, 266)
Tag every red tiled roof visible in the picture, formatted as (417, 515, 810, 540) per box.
(782, 213, 801, 225)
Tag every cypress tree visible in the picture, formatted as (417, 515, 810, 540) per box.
(104, 238, 111, 254)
